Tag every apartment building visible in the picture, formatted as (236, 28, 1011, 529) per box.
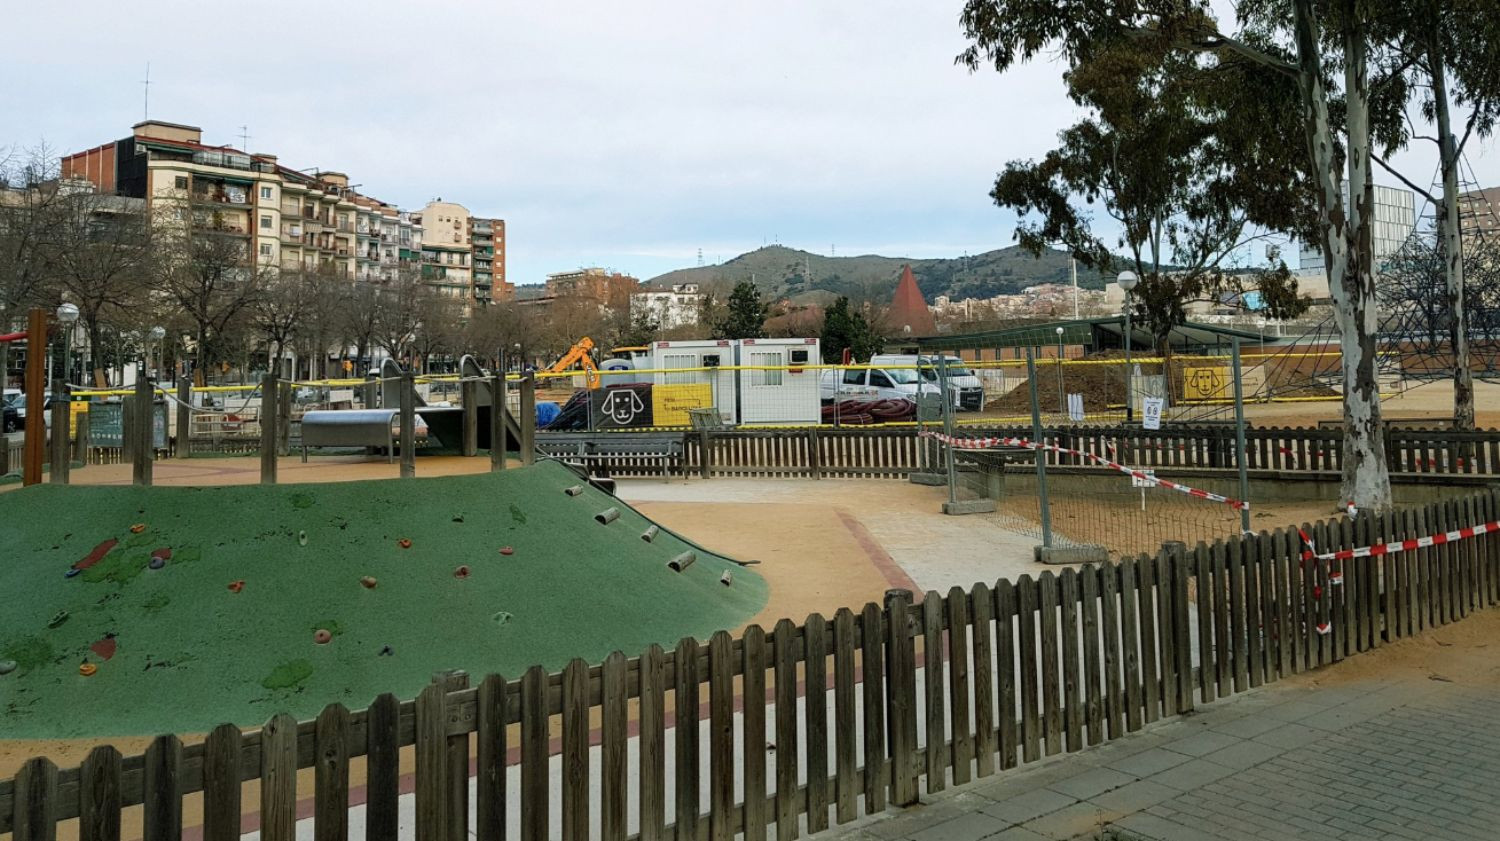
(545, 267, 639, 309)
(1298, 183, 1417, 272)
(470, 216, 512, 302)
(1458, 186, 1500, 247)
(631, 283, 701, 328)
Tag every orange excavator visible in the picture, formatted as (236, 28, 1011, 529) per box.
(544, 337, 601, 389)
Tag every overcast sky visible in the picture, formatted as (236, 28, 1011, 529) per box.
(5, 1, 1496, 286)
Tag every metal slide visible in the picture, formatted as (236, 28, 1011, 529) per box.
(380, 357, 522, 452)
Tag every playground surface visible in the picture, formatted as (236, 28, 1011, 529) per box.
(0, 461, 764, 741)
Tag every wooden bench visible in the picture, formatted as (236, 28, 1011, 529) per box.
(535, 434, 685, 478)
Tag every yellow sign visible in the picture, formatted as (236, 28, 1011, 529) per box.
(1182, 366, 1231, 400)
(70, 400, 88, 436)
(651, 383, 713, 427)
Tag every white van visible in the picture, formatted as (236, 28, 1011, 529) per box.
(819, 365, 941, 403)
(871, 354, 986, 411)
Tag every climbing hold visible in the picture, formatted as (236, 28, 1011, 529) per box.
(151, 547, 172, 562)
(398, 538, 412, 549)
(721, 570, 733, 587)
(499, 546, 514, 556)
(64, 568, 81, 578)
(595, 507, 620, 525)
(313, 628, 332, 645)
(491, 611, 513, 625)
(452, 513, 465, 523)
(90, 636, 117, 661)
(148, 557, 166, 570)
(641, 525, 659, 543)
(360, 576, 378, 589)
(379, 645, 394, 656)
(668, 552, 696, 572)
(47, 610, 69, 629)
(0, 660, 16, 676)
(227, 580, 245, 594)
(79, 662, 98, 677)
(453, 565, 472, 579)
(75, 538, 120, 571)
(130, 523, 147, 534)
(298, 530, 308, 547)
(564, 485, 584, 497)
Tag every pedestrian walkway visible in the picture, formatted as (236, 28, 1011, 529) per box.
(819, 612, 1500, 841)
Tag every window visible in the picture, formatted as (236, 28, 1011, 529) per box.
(259, 243, 273, 257)
(843, 369, 866, 386)
(749, 351, 782, 387)
(260, 215, 272, 230)
(260, 186, 273, 200)
(870, 371, 894, 389)
(174, 176, 189, 190)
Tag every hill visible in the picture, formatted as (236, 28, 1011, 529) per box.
(0, 463, 764, 738)
(646, 244, 1113, 304)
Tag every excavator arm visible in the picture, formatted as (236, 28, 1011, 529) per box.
(545, 337, 602, 389)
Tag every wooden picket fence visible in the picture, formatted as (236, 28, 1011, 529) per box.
(3, 490, 1499, 841)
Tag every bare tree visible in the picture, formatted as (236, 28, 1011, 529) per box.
(0, 144, 66, 312)
(372, 268, 427, 366)
(250, 268, 318, 379)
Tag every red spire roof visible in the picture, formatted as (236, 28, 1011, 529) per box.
(888, 264, 937, 337)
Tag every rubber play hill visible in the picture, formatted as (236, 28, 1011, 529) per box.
(0, 462, 765, 738)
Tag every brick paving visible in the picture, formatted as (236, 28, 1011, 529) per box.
(820, 667, 1500, 840)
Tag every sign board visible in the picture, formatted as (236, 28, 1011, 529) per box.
(1066, 393, 1084, 422)
(1131, 469, 1157, 489)
(587, 385, 654, 429)
(650, 383, 713, 427)
(1182, 366, 1232, 401)
(328, 388, 355, 404)
(1142, 396, 1164, 430)
(69, 400, 88, 436)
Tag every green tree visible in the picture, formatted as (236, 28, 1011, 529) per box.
(820, 296, 885, 363)
(711, 280, 769, 339)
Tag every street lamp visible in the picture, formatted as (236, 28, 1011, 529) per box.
(1117, 271, 1139, 423)
(149, 326, 166, 380)
(0, 302, 9, 393)
(1055, 325, 1066, 418)
(56, 303, 79, 392)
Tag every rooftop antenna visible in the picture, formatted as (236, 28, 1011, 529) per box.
(697, 248, 703, 267)
(141, 62, 151, 120)
(238, 125, 251, 150)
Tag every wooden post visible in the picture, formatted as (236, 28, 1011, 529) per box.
(133, 376, 153, 486)
(277, 380, 292, 457)
(884, 588, 918, 807)
(22, 308, 45, 486)
(699, 430, 711, 479)
(401, 372, 417, 478)
(518, 375, 535, 466)
(175, 378, 191, 458)
(260, 374, 277, 485)
(491, 372, 508, 471)
(75, 409, 89, 467)
(462, 379, 478, 457)
(807, 427, 822, 479)
(49, 390, 68, 483)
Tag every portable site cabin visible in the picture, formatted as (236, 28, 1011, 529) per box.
(649, 338, 821, 426)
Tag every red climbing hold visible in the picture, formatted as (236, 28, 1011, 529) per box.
(313, 628, 332, 644)
(499, 546, 514, 556)
(89, 637, 117, 661)
(74, 538, 119, 571)
(151, 548, 172, 562)
(453, 565, 471, 579)
(227, 580, 245, 593)
(398, 538, 412, 549)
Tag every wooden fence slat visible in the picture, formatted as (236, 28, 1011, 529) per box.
(314, 705, 351, 841)
(261, 714, 297, 841)
(1169, 547, 1194, 713)
(709, 633, 736, 841)
(562, 660, 590, 841)
(1136, 552, 1161, 723)
(804, 614, 830, 834)
(1014, 575, 1041, 762)
(947, 587, 973, 785)
(416, 684, 451, 841)
(640, 645, 667, 841)
(1243, 537, 1264, 688)
(1212, 541, 1234, 691)
(200, 726, 242, 841)
(773, 620, 800, 841)
(993, 580, 1019, 770)
(1038, 572, 1063, 755)
(1262, 532, 1286, 682)
(142, 734, 182, 841)
(831, 611, 857, 825)
(1079, 567, 1105, 744)
(438, 672, 470, 841)
(521, 666, 550, 841)
(970, 582, 996, 779)
(1060, 568, 1083, 751)
(1152, 553, 1177, 717)
(477, 675, 510, 841)
(922, 594, 946, 794)
(885, 591, 919, 807)
(743, 625, 770, 841)
(79, 746, 122, 841)
(859, 603, 886, 814)
(12, 757, 58, 841)
(1119, 559, 1143, 731)
(1099, 560, 1125, 739)
(675, 637, 702, 841)
(1225, 540, 1248, 693)
(366, 693, 401, 841)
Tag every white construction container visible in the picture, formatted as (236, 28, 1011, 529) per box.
(735, 338, 821, 425)
(650, 339, 738, 423)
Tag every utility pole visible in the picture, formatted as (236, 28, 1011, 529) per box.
(1071, 258, 1080, 319)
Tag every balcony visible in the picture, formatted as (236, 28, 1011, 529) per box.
(337, 222, 354, 233)
(193, 190, 250, 207)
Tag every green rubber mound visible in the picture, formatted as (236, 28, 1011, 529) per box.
(0, 462, 765, 738)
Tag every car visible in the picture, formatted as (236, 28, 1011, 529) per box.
(871, 354, 987, 411)
(2, 403, 18, 434)
(8, 393, 57, 431)
(2, 387, 20, 407)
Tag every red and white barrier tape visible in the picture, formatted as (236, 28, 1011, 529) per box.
(921, 430, 1248, 511)
(1299, 520, 1500, 563)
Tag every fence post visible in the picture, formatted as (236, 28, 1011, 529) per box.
(401, 372, 417, 478)
(175, 378, 191, 458)
(808, 427, 822, 479)
(491, 372, 508, 471)
(462, 379, 478, 457)
(277, 380, 292, 456)
(1026, 347, 1054, 549)
(76, 399, 91, 465)
(518, 376, 535, 466)
(260, 374, 277, 485)
(699, 430, 711, 479)
(133, 376, 153, 486)
(1230, 338, 1252, 534)
(363, 372, 379, 409)
(49, 393, 69, 484)
(883, 588, 919, 807)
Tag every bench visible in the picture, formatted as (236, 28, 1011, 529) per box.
(536, 435, 684, 478)
(301, 409, 400, 462)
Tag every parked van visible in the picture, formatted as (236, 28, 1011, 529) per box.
(870, 354, 986, 411)
(818, 364, 941, 403)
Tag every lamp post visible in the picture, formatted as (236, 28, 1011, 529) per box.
(56, 303, 79, 391)
(0, 302, 8, 394)
(1117, 270, 1139, 423)
(149, 326, 166, 380)
(1054, 325, 1066, 418)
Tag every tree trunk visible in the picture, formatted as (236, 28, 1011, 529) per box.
(1293, 0, 1391, 511)
(1430, 39, 1474, 432)
(194, 325, 207, 387)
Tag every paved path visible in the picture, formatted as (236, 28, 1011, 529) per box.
(820, 637, 1500, 841)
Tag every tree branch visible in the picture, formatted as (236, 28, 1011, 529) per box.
(1372, 155, 1439, 204)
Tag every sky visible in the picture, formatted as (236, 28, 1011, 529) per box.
(4, 1, 1497, 287)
